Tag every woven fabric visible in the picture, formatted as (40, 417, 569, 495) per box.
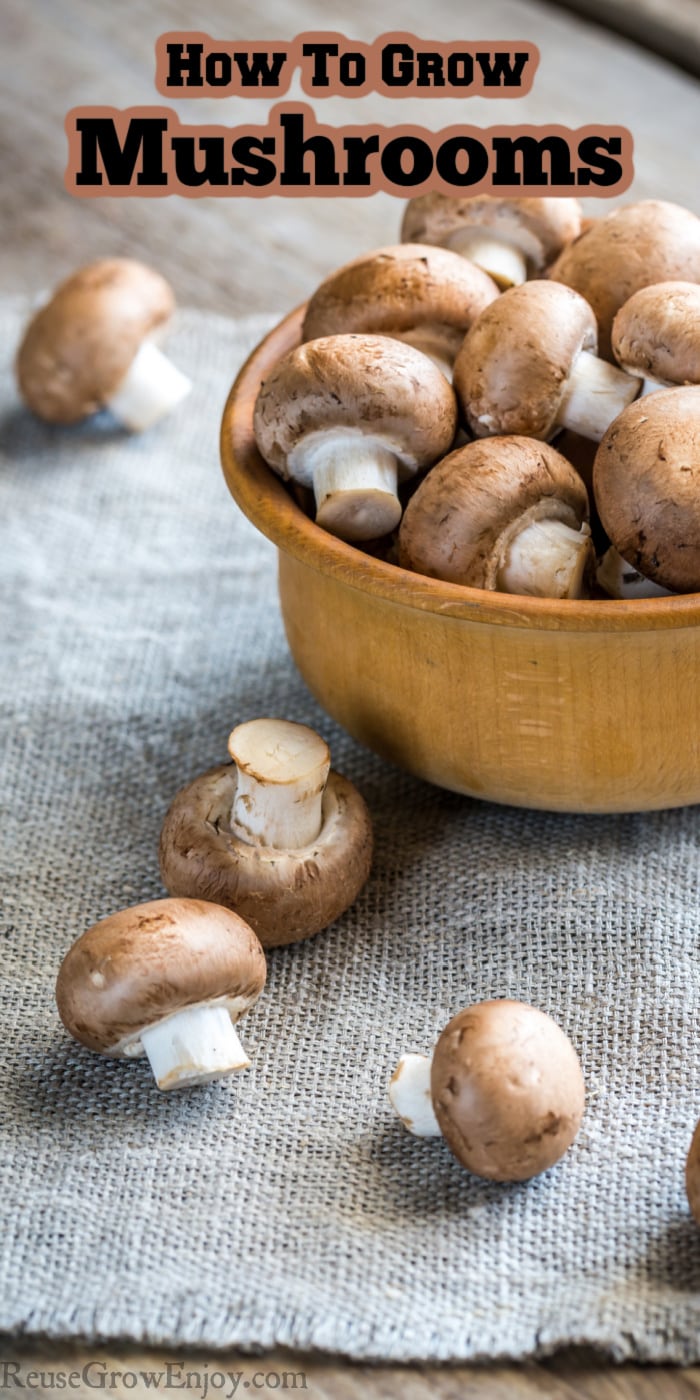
(2, 298, 700, 1363)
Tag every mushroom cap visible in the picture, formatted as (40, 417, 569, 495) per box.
(453, 280, 597, 440)
(612, 281, 700, 386)
(56, 897, 266, 1055)
(549, 201, 700, 359)
(16, 258, 175, 424)
(398, 436, 589, 589)
(401, 195, 582, 270)
(686, 1120, 700, 1225)
(159, 764, 373, 948)
(430, 1000, 585, 1182)
(302, 244, 498, 358)
(253, 334, 457, 482)
(593, 386, 700, 592)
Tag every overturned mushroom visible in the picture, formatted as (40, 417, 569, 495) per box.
(302, 244, 498, 378)
(594, 387, 700, 593)
(454, 281, 640, 444)
(56, 897, 266, 1091)
(549, 200, 700, 360)
(16, 258, 191, 430)
(253, 334, 457, 541)
(398, 437, 592, 599)
(389, 999, 585, 1182)
(612, 282, 700, 395)
(401, 194, 582, 289)
(159, 718, 373, 948)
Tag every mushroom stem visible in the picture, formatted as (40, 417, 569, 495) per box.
(639, 377, 665, 397)
(312, 446, 399, 540)
(556, 351, 640, 442)
(447, 230, 527, 289)
(497, 518, 592, 599)
(389, 1052, 440, 1137)
(596, 546, 673, 599)
(291, 431, 402, 541)
(140, 1004, 250, 1091)
(106, 339, 192, 432)
(228, 718, 331, 849)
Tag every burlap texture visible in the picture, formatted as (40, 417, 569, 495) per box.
(1, 298, 700, 1363)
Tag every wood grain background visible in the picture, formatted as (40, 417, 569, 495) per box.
(4, 0, 700, 315)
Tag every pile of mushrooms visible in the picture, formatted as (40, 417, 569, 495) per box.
(252, 193, 700, 601)
(36, 202, 700, 1221)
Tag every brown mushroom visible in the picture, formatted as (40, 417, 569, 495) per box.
(454, 281, 640, 444)
(253, 334, 457, 541)
(401, 194, 582, 289)
(159, 719, 373, 949)
(593, 387, 700, 593)
(56, 897, 266, 1090)
(549, 200, 700, 360)
(16, 258, 191, 430)
(612, 282, 700, 394)
(302, 244, 499, 378)
(686, 1121, 700, 1225)
(398, 437, 592, 599)
(389, 999, 585, 1182)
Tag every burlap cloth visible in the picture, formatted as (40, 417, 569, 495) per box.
(2, 297, 700, 1364)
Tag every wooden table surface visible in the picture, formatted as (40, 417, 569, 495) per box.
(5, 1343, 700, 1399)
(4, 0, 700, 1393)
(5, 0, 700, 313)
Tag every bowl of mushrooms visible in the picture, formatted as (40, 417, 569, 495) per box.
(221, 196, 700, 815)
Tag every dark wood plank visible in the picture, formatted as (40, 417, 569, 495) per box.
(3, 1344, 700, 1399)
(553, 0, 700, 77)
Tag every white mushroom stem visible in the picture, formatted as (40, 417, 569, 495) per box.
(498, 518, 592, 599)
(228, 717, 331, 849)
(639, 376, 666, 397)
(106, 339, 192, 432)
(289, 430, 403, 542)
(447, 229, 527, 288)
(140, 1004, 250, 1091)
(389, 1052, 440, 1137)
(616, 371, 670, 397)
(596, 546, 673, 600)
(556, 352, 640, 442)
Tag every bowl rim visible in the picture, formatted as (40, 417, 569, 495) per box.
(220, 304, 700, 635)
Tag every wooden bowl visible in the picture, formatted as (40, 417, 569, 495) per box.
(221, 307, 700, 813)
